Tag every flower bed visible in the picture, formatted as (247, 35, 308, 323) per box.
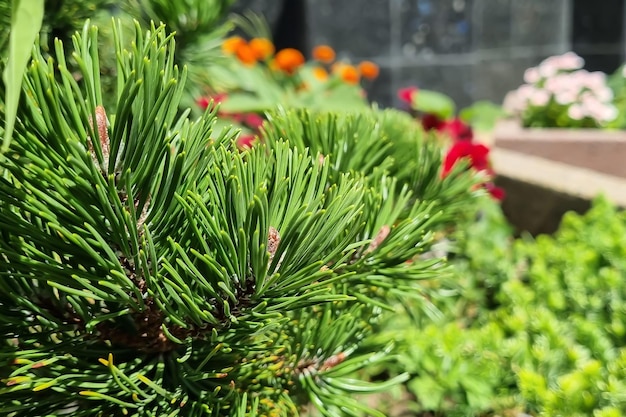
(491, 52, 626, 233)
(494, 119, 626, 178)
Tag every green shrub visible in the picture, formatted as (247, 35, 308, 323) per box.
(0, 18, 482, 416)
(378, 196, 626, 416)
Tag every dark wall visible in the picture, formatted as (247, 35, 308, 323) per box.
(571, 0, 624, 73)
(230, 0, 308, 52)
(230, 0, 626, 109)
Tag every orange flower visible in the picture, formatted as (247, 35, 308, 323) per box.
(235, 42, 257, 66)
(312, 66, 329, 81)
(249, 38, 275, 60)
(337, 64, 360, 85)
(312, 45, 336, 63)
(274, 48, 305, 74)
(358, 61, 379, 80)
(222, 36, 246, 55)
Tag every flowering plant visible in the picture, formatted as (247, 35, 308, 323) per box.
(503, 52, 618, 128)
(605, 64, 626, 129)
(398, 87, 505, 200)
(198, 26, 380, 147)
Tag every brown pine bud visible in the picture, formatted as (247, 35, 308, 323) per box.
(267, 226, 280, 264)
(365, 225, 391, 254)
(88, 106, 110, 172)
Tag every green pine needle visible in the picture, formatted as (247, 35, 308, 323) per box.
(0, 18, 476, 417)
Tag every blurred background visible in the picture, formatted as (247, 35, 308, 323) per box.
(231, 0, 625, 109)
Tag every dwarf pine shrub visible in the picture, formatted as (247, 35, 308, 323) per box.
(0, 20, 478, 416)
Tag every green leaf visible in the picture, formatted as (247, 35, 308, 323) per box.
(459, 100, 505, 132)
(408, 376, 446, 410)
(2, 0, 44, 152)
(411, 89, 455, 119)
(218, 92, 276, 113)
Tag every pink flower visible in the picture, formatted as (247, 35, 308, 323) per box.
(584, 71, 606, 89)
(567, 104, 585, 120)
(554, 52, 584, 71)
(600, 105, 618, 122)
(398, 86, 418, 105)
(590, 104, 618, 122)
(529, 89, 551, 107)
(538, 60, 559, 78)
(523, 67, 541, 84)
(503, 91, 523, 113)
(554, 91, 578, 105)
(544, 74, 571, 94)
(594, 86, 613, 102)
(538, 52, 584, 77)
(516, 84, 538, 100)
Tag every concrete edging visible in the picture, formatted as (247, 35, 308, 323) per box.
(491, 121, 626, 234)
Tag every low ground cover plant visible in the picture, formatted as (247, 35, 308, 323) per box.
(374, 196, 626, 416)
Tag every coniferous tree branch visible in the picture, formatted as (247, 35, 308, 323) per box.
(261, 107, 483, 224)
(0, 18, 472, 417)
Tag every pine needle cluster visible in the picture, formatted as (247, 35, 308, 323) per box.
(0, 20, 478, 417)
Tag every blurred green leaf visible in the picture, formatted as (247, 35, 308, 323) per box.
(408, 376, 445, 410)
(459, 100, 505, 132)
(219, 92, 276, 113)
(411, 89, 456, 119)
(3, 0, 44, 152)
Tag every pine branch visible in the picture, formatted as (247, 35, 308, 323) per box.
(262, 107, 483, 224)
(0, 18, 468, 417)
(123, 0, 236, 100)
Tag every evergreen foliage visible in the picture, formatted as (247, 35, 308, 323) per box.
(123, 0, 235, 95)
(261, 107, 481, 224)
(0, 21, 475, 416)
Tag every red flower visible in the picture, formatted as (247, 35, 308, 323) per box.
(244, 113, 265, 130)
(442, 141, 491, 177)
(442, 142, 504, 200)
(421, 113, 445, 131)
(397, 86, 418, 105)
(196, 96, 210, 110)
(236, 134, 257, 150)
(212, 93, 228, 104)
(197, 93, 228, 111)
(484, 182, 505, 201)
(439, 118, 473, 141)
